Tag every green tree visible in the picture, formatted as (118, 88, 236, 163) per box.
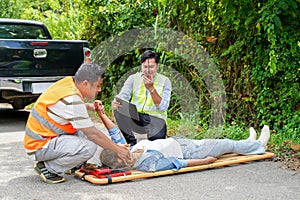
(2, 0, 299, 144)
(0, 0, 28, 18)
(0, 0, 86, 40)
(81, 0, 300, 143)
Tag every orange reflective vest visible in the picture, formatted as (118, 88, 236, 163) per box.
(24, 76, 82, 152)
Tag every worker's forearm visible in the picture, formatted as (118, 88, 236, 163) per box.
(81, 126, 119, 152)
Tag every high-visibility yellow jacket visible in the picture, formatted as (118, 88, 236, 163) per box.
(24, 76, 81, 152)
(131, 72, 168, 120)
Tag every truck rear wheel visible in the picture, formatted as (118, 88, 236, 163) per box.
(11, 99, 29, 110)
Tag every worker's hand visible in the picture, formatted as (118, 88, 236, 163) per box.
(85, 102, 96, 111)
(204, 157, 217, 164)
(118, 143, 131, 149)
(143, 73, 154, 90)
(94, 100, 105, 115)
(112, 99, 121, 110)
(116, 144, 132, 165)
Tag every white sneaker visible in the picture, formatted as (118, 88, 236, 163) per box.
(258, 125, 270, 148)
(247, 127, 257, 141)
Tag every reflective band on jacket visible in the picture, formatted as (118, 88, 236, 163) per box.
(24, 76, 80, 151)
(25, 108, 72, 140)
(131, 72, 168, 120)
(25, 127, 45, 140)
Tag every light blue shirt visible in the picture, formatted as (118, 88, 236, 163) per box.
(108, 126, 188, 171)
(133, 150, 188, 172)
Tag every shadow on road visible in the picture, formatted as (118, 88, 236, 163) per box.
(0, 105, 29, 133)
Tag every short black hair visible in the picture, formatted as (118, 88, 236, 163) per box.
(140, 50, 160, 64)
(73, 62, 105, 83)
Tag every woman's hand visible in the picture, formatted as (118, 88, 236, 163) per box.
(94, 100, 105, 115)
(186, 157, 217, 167)
(204, 157, 217, 164)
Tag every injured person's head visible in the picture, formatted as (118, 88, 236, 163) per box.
(100, 148, 144, 169)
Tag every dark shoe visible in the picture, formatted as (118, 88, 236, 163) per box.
(34, 161, 65, 184)
(65, 161, 87, 175)
(64, 168, 76, 175)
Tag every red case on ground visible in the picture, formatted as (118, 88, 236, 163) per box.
(80, 167, 131, 179)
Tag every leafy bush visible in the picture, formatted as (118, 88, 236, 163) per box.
(0, 0, 26, 18)
(0, 0, 85, 40)
(1, 0, 299, 145)
(81, 0, 299, 143)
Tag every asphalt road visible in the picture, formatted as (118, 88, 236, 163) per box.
(0, 104, 299, 200)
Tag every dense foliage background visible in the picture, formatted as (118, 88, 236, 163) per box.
(1, 0, 299, 150)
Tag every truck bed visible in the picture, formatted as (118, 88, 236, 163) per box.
(0, 39, 88, 77)
(0, 18, 90, 109)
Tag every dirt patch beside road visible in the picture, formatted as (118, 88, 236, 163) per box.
(270, 145, 300, 172)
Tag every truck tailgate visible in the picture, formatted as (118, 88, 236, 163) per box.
(0, 39, 88, 77)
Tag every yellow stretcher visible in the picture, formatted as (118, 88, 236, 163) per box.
(75, 152, 274, 185)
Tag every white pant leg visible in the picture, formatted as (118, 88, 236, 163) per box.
(183, 139, 265, 159)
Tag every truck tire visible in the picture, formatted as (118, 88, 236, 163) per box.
(11, 100, 26, 110)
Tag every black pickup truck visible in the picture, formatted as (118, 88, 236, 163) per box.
(0, 18, 90, 109)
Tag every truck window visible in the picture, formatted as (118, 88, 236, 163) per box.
(0, 24, 48, 39)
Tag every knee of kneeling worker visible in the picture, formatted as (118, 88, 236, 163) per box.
(148, 133, 166, 141)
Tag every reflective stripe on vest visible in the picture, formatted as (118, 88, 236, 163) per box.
(25, 107, 73, 138)
(24, 108, 79, 152)
(24, 76, 80, 151)
(25, 126, 45, 140)
(131, 72, 168, 120)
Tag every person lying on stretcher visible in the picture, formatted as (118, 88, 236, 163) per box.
(94, 100, 270, 172)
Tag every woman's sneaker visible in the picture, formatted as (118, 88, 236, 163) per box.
(247, 127, 257, 141)
(34, 161, 65, 184)
(258, 125, 271, 149)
